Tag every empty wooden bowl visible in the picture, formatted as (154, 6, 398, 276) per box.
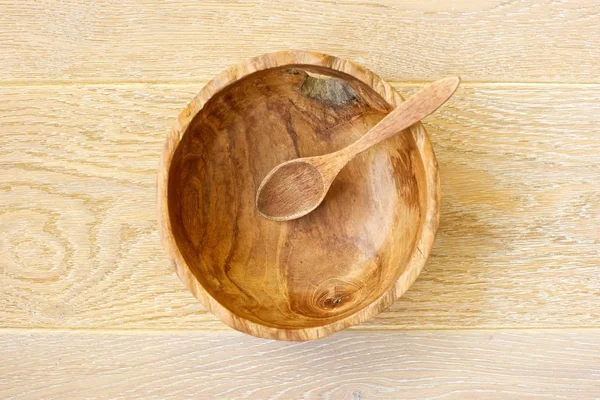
(157, 51, 440, 341)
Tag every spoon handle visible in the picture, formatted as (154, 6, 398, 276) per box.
(340, 76, 460, 160)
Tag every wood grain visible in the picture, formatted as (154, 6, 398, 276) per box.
(1, 329, 599, 399)
(159, 52, 440, 340)
(1, 0, 600, 84)
(1, 82, 599, 330)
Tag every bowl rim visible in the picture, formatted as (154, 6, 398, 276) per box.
(157, 50, 440, 341)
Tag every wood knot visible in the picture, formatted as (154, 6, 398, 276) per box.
(295, 70, 358, 107)
(312, 279, 364, 311)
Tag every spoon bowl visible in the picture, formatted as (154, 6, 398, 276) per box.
(256, 160, 326, 221)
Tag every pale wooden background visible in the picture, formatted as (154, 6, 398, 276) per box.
(1, 1, 599, 399)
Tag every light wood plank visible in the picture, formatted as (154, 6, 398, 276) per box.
(1, 0, 600, 83)
(1, 329, 599, 399)
(1, 83, 599, 330)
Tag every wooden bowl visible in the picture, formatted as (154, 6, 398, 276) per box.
(157, 51, 440, 341)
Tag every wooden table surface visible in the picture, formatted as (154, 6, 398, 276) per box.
(1, 1, 599, 398)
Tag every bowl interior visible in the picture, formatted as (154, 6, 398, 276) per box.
(168, 65, 426, 329)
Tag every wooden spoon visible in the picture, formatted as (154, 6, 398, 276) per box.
(256, 76, 460, 221)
